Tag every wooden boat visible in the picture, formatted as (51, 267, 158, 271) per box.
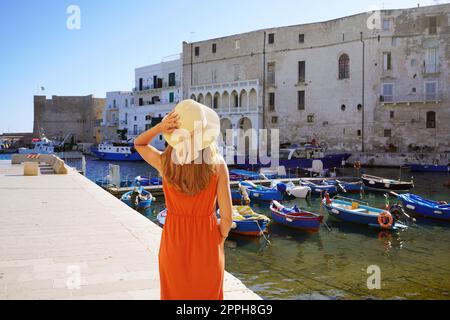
(322, 195, 407, 230)
(217, 206, 271, 237)
(327, 178, 363, 194)
(361, 174, 413, 192)
(397, 193, 450, 221)
(120, 186, 154, 210)
(299, 179, 337, 196)
(272, 181, 310, 198)
(239, 181, 284, 202)
(410, 164, 449, 173)
(229, 169, 261, 181)
(134, 175, 162, 186)
(270, 201, 323, 231)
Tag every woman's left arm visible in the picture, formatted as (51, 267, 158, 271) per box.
(135, 111, 179, 173)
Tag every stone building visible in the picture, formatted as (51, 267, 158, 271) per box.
(33, 95, 105, 144)
(182, 4, 450, 153)
(101, 91, 133, 141)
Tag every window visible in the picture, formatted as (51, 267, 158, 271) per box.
(113, 100, 116, 108)
(138, 98, 143, 106)
(390, 111, 395, 119)
(268, 33, 275, 44)
(338, 54, 350, 79)
(384, 129, 392, 138)
(169, 92, 174, 103)
(382, 83, 394, 102)
(145, 115, 151, 121)
(125, 99, 128, 107)
(233, 64, 240, 81)
(234, 94, 239, 108)
(133, 125, 138, 135)
(298, 61, 306, 82)
(383, 52, 392, 71)
(212, 43, 217, 53)
(425, 81, 438, 100)
(341, 104, 346, 111)
(271, 116, 278, 124)
(168, 73, 176, 87)
(267, 62, 275, 85)
(429, 16, 437, 35)
(307, 114, 314, 123)
(213, 95, 218, 109)
(145, 124, 151, 131)
(268, 92, 275, 111)
(383, 19, 391, 31)
(134, 116, 137, 121)
(194, 46, 200, 56)
(235, 39, 240, 49)
(426, 111, 436, 128)
(357, 130, 361, 137)
(299, 34, 305, 43)
(357, 104, 362, 111)
(425, 47, 438, 73)
(298, 91, 305, 110)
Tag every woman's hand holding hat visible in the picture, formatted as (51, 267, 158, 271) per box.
(160, 110, 180, 134)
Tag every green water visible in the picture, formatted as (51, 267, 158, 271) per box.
(142, 167, 450, 300)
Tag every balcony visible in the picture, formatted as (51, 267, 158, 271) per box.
(380, 93, 442, 105)
(133, 80, 181, 93)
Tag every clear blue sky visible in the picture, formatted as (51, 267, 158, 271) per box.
(0, 0, 442, 134)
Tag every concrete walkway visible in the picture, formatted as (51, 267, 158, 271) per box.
(0, 160, 260, 300)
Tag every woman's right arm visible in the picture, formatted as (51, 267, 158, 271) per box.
(217, 159, 233, 240)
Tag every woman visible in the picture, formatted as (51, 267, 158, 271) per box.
(134, 99, 233, 300)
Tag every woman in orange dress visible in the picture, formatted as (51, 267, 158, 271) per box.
(135, 99, 233, 300)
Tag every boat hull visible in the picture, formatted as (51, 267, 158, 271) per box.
(410, 164, 450, 173)
(398, 194, 450, 221)
(362, 177, 413, 192)
(270, 208, 322, 231)
(91, 147, 143, 161)
(120, 191, 153, 210)
(231, 220, 269, 237)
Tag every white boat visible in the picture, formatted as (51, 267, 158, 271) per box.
(271, 180, 311, 199)
(18, 136, 56, 154)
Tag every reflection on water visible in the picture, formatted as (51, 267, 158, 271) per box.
(49, 157, 450, 299)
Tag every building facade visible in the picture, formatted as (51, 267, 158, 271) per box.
(101, 91, 134, 141)
(182, 4, 450, 153)
(34, 95, 106, 144)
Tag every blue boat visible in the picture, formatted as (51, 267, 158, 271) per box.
(134, 176, 162, 186)
(327, 178, 363, 194)
(229, 169, 261, 181)
(299, 179, 337, 196)
(322, 195, 407, 230)
(156, 209, 167, 226)
(409, 164, 449, 173)
(121, 186, 154, 210)
(239, 181, 284, 202)
(91, 142, 143, 161)
(270, 201, 323, 231)
(95, 178, 135, 187)
(397, 193, 450, 221)
(217, 206, 270, 237)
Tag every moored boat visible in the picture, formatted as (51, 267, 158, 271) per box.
(270, 201, 323, 231)
(299, 179, 337, 196)
(397, 193, 450, 221)
(120, 186, 154, 210)
(322, 195, 408, 230)
(361, 174, 413, 192)
(91, 142, 143, 161)
(328, 178, 363, 194)
(409, 164, 450, 173)
(239, 181, 284, 202)
(156, 208, 167, 226)
(272, 181, 310, 199)
(217, 206, 271, 237)
(134, 175, 162, 186)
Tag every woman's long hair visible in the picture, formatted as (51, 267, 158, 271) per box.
(161, 143, 219, 196)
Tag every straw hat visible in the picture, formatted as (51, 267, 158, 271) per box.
(163, 99, 220, 164)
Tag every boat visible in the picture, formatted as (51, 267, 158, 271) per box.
(272, 180, 310, 199)
(299, 179, 337, 196)
(18, 136, 56, 154)
(156, 208, 167, 226)
(120, 186, 154, 210)
(361, 174, 413, 192)
(217, 206, 271, 237)
(91, 142, 143, 161)
(259, 166, 287, 179)
(229, 169, 261, 181)
(327, 178, 363, 194)
(134, 175, 162, 186)
(239, 181, 284, 202)
(409, 164, 450, 173)
(234, 143, 351, 170)
(270, 201, 323, 231)
(322, 195, 407, 230)
(231, 185, 251, 205)
(95, 177, 135, 187)
(396, 193, 450, 221)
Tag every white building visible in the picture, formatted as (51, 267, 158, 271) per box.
(123, 56, 183, 150)
(102, 91, 133, 141)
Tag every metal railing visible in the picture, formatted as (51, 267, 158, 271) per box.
(380, 93, 443, 104)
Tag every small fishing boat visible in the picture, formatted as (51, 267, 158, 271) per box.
(409, 164, 450, 173)
(259, 166, 287, 179)
(299, 179, 337, 196)
(156, 208, 167, 226)
(91, 142, 143, 161)
(397, 193, 450, 221)
(361, 174, 413, 192)
(95, 177, 135, 187)
(270, 201, 323, 231)
(231, 185, 251, 205)
(121, 186, 154, 210)
(272, 181, 310, 199)
(322, 195, 407, 230)
(229, 169, 261, 181)
(134, 175, 162, 186)
(328, 178, 363, 194)
(239, 181, 284, 202)
(217, 206, 271, 237)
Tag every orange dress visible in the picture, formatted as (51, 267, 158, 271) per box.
(159, 174, 225, 300)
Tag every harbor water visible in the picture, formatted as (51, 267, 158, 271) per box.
(5, 153, 450, 299)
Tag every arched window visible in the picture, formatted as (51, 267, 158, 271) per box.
(426, 111, 436, 129)
(339, 54, 350, 79)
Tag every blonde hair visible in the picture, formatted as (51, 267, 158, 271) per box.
(161, 143, 219, 196)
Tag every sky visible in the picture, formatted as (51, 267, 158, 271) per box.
(0, 0, 445, 134)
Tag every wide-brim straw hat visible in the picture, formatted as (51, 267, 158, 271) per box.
(163, 99, 220, 160)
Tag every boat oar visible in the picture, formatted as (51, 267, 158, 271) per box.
(335, 179, 347, 193)
(387, 191, 415, 223)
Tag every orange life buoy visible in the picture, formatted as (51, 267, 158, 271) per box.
(378, 211, 393, 229)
